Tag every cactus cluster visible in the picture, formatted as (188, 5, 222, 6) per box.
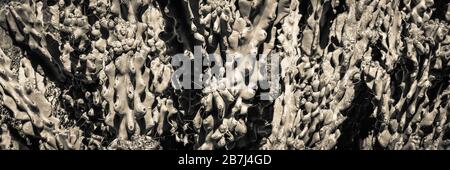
(1, 0, 450, 150)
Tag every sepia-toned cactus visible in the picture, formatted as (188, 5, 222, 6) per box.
(1, 0, 450, 150)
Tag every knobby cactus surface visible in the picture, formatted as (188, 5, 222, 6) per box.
(1, 0, 450, 150)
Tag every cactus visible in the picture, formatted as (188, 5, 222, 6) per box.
(1, 0, 450, 150)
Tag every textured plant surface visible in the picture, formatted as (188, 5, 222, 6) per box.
(1, 0, 450, 150)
